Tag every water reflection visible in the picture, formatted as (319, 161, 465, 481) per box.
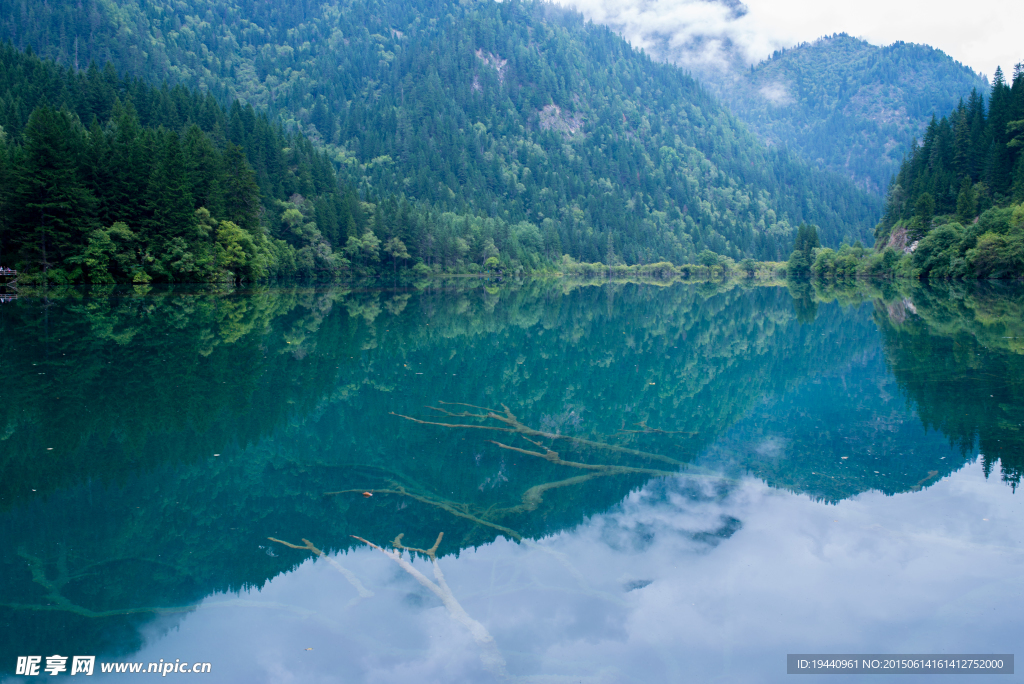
(0, 279, 1022, 680)
(872, 282, 1024, 488)
(120, 465, 1024, 683)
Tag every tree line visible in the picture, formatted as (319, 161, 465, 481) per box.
(0, 45, 606, 281)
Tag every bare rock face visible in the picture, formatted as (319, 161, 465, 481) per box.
(538, 104, 584, 138)
(884, 226, 918, 254)
(475, 49, 508, 84)
(885, 226, 909, 252)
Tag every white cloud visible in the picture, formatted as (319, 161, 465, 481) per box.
(554, 0, 1020, 81)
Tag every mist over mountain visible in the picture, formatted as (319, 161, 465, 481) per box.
(553, 1, 990, 194)
(552, 0, 769, 78)
(725, 35, 990, 194)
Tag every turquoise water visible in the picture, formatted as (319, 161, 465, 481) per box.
(1, 280, 1022, 682)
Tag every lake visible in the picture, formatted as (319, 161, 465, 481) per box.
(1, 279, 1022, 682)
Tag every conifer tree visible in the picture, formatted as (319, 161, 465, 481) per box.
(148, 131, 196, 245)
(985, 67, 1014, 195)
(955, 177, 977, 224)
(915, 192, 935, 228)
(183, 124, 224, 217)
(12, 105, 96, 272)
(786, 223, 819, 276)
(221, 142, 262, 235)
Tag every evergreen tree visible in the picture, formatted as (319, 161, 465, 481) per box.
(12, 105, 96, 272)
(985, 67, 1015, 195)
(786, 223, 820, 276)
(915, 192, 935, 228)
(183, 124, 225, 217)
(221, 142, 262, 235)
(148, 130, 196, 245)
(955, 177, 977, 225)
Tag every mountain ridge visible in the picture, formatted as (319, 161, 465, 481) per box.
(711, 33, 990, 194)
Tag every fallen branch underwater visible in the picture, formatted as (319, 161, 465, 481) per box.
(391, 401, 690, 467)
(327, 401, 734, 542)
(325, 485, 525, 541)
(266, 532, 507, 677)
(5, 548, 199, 618)
(351, 532, 508, 678)
(284, 403, 743, 678)
(392, 401, 727, 479)
(267, 536, 374, 606)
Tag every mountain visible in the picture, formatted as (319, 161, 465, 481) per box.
(528, 9, 989, 195)
(0, 0, 882, 270)
(716, 34, 990, 194)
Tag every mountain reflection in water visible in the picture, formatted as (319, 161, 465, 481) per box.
(0, 279, 1021, 681)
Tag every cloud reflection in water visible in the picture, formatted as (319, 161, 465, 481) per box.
(125, 463, 1024, 683)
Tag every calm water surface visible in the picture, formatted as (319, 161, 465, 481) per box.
(1, 280, 1022, 683)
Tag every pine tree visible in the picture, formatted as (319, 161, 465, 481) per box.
(106, 100, 150, 229)
(955, 177, 977, 224)
(0, 128, 9, 267)
(985, 67, 1014, 195)
(952, 105, 971, 179)
(148, 130, 196, 244)
(786, 223, 819, 276)
(915, 192, 935, 229)
(12, 105, 96, 272)
(183, 123, 224, 217)
(221, 142, 262, 235)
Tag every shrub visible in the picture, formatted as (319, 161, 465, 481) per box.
(967, 232, 1024, 278)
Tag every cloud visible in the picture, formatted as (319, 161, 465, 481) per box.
(552, 0, 1017, 81)
(553, 0, 778, 74)
(126, 462, 1024, 683)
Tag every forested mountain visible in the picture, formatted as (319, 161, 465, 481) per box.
(878, 66, 1024, 227)
(718, 34, 989, 194)
(0, 0, 881, 276)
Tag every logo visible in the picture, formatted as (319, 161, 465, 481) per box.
(16, 656, 95, 676)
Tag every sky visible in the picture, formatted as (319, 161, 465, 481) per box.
(552, 0, 1022, 82)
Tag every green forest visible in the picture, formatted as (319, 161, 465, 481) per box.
(0, 0, 885, 282)
(785, 65, 1024, 281)
(0, 44, 362, 282)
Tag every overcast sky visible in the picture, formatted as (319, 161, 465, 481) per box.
(554, 0, 1021, 82)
